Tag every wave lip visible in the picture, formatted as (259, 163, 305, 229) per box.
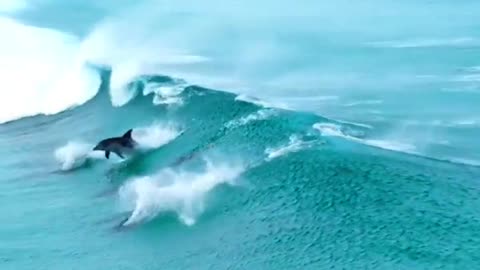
(118, 159, 244, 226)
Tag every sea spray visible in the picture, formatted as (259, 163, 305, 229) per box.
(118, 159, 244, 226)
(54, 141, 96, 171)
(132, 122, 182, 150)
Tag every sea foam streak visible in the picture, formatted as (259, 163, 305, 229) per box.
(118, 159, 244, 226)
(225, 109, 277, 129)
(265, 135, 316, 161)
(313, 123, 417, 154)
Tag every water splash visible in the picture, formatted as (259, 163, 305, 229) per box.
(118, 159, 244, 226)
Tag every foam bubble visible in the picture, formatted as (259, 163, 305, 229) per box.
(118, 159, 244, 226)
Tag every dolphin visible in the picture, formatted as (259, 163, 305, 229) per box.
(93, 129, 137, 159)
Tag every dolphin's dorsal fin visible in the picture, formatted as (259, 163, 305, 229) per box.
(122, 129, 133, 140)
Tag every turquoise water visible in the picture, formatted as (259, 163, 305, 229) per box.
(1, 1, 480, 269)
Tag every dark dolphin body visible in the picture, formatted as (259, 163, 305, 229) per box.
(93, 129, 137, 159)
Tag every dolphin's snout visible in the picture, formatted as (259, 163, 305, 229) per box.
(93, 145, 100, 151)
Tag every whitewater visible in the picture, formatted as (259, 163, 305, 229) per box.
(0, 1, 479, 269)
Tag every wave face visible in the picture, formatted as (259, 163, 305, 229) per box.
(1, 1, 480, 269)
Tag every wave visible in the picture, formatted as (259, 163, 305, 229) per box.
(0, 0, 27, 13)
(446, 158, 480, 167)
(425, 119, 480, 128)
(118, 159, 244, 226)
(334, 119, 373, 129)
(143, 82, 186, 106)
(452, 74, 480, 83)
(313, 122, 417, 154)
(0, 17, 100, 124)
(367, 37, 480, 48)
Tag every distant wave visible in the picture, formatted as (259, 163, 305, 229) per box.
(235, 95, 289, 110)
(367, 37, 480, 48)
(313, 122, 417, 154)
(342, 100, 383, 107)
(424, 119, 480, 128)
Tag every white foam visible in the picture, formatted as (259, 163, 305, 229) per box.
(225, 109, 277, 129)
(265, 135, 310, 161)
(0, 17, 100, 123)
(54, 141, 98, 171)
(313, 122, 417, 154)
(79, 9, 209, 107)
(118, 159, 244, 226)
(132, 122, 182, 150)
(143, 82, 187, 106)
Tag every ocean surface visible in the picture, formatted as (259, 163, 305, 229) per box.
(1, 1, 480, 269)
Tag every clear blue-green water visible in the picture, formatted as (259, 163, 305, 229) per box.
(1, 1, 480, 269)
